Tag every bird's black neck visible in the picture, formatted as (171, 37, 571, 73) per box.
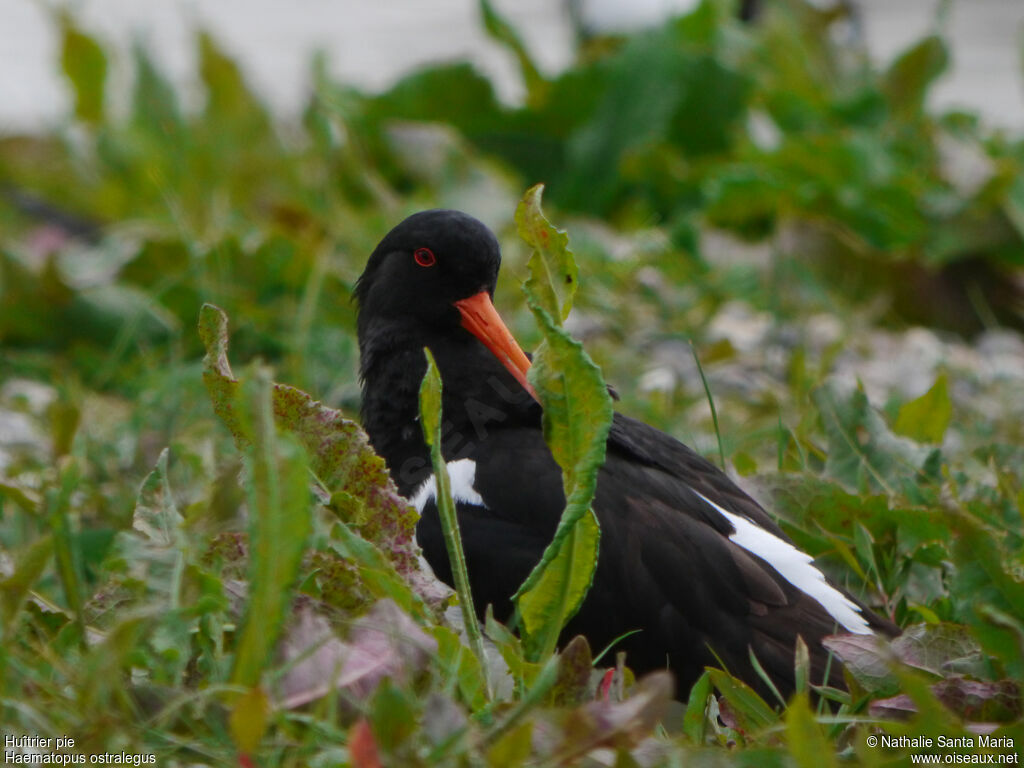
(359, 324, 540, 495)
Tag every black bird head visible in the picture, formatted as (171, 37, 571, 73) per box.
(356, 209, 536, 397)
(356, 209, 500, 325)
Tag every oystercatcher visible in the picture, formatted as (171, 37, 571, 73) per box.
(356, 209, 896, 698)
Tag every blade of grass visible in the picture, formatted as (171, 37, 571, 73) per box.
(482, 652, 560, 746)
(230, 365, 313, 689)
(691, 341, 726, 470)
(748, 647, 787, 708)
(420, 348, 490, 701)
(45, 458, 85, 643)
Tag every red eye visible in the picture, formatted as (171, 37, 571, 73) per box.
(413, 248, 436, 267)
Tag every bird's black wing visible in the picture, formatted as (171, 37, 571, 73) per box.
(596, 412, 896, 693)
(608, 413, 785, 535)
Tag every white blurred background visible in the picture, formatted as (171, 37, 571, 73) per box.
(1, 0, 1021, 133)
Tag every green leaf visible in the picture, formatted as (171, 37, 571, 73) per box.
(420, 348, 444, 444)
(511, 188, 611, 660)
(516, 184, 578, 322)
(370, 679, 419, 749)
(515, 508, 600, 660)
(368, 62, 504, 138)
(59, 14, 107, 124)
(948, 510, 1024, 679)
(326, 523, 423, 618)
(1004, 168, 1024, 241)
(793, 635, 810, 698)
(432, 625, 488, 711)
(894, 373, 952, 444)
(560, 35, 686, 213)
(487, 720, 533, 768)
(131, 43, 186, 144)
(821, 633, 898, 696)
(229, 686, 270, 754)
(884, 35, 949, 118)
(47, 395, 80, 460)
(478, 0, 547, 105)
(77, 614, 151, 713)
(785, 694, 837, 768)
(890, 622, 988, 679)
(682, 670, 712, 744)
(230, 366, 312, 687)
(0, 535, 54, 637)
(813, 382, 934, 494)
(199, 31, 269, 128)
(549, 634, 593, 706)
(123, 447, 188, 611)
(707, 668, 779, 732)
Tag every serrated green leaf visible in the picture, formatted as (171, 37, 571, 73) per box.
(894, 373, 952, 444)
(516, 184, 578, 322)
(511, 188, 611, 660)
(199, 304, 433, 602)
(516, 509, 600, 659)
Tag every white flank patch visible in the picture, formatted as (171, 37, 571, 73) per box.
(693, 490, 872, 634)
(410, 458, 486, 513)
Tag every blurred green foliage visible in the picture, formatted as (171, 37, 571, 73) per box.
(1, 0, 1022, 764)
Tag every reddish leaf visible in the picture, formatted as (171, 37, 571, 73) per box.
(822, 633, 898, 694)
(349, 718, 382, 768)
(553, 671, 674, 761)
(199, 303, 447, 608)
(869, 678, 1021, 723)
(277, 599, 436, 708)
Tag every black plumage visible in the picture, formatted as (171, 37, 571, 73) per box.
(356, 209, 897, 699)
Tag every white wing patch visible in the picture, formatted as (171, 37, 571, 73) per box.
(694, 490, 872, 635)
(410, 458, 486, 513)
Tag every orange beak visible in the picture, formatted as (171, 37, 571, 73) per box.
(454, 291, 538, 402)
